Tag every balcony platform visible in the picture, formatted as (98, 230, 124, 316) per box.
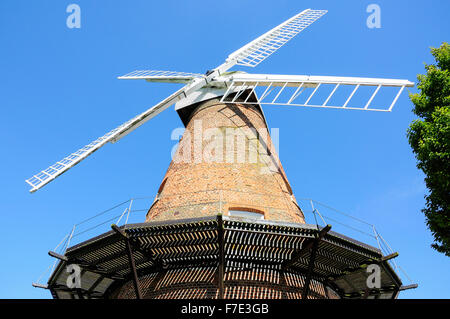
(44, 215, 412, 299)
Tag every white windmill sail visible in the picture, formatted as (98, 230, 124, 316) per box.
(25, 80, 203, 193)
(118, 70, 204, 83)
(218, 73, 414, 111)
(226, 9, 327, 67)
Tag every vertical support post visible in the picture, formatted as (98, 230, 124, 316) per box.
(125, 237, 143, 299)
(111, 224, 143, 299)
(217, 215, 225, 299)
(302, 239, 319, 300)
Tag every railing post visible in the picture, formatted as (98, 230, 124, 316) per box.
(65, 225, 76, 252)
(125, 199, 133, 225)
(373, 225, 382, 253)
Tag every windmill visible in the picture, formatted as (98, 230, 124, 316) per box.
(34, 9, 418, 299)
(26, 9, 413, 193)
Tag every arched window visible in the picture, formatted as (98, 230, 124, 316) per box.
(228, 207, 265, 220)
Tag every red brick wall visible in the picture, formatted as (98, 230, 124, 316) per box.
(146, 99, 304, 223)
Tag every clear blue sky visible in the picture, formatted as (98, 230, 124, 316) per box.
(0, 0, 448, 298)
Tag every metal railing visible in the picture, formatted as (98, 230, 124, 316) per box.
(297, 199, 400, 271)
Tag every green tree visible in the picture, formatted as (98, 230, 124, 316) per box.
(408, 42, 450, 256)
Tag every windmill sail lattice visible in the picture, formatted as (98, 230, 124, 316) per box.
(118, 70, 204, 83)
(219, 73, 413, 111)
(227, 9, 327, 67)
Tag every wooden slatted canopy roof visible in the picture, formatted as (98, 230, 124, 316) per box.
(46, 215, 404, 299)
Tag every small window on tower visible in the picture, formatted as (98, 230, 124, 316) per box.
(228, 208, 265, 220)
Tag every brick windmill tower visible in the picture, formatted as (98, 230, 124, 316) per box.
(29, 9, 416, 299)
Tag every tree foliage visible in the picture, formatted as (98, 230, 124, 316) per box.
(408, 42, 450, 256)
